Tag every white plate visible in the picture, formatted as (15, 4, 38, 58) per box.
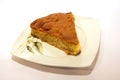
(11, 16, 100, 68)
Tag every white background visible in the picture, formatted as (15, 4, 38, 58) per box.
(0, 0, 120, 80)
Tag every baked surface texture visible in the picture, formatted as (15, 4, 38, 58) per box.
(30, 12, 80, 55)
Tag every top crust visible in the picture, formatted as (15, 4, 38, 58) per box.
(30, 12, 79, 44)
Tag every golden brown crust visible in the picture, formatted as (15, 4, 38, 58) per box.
(30, 12, 79, 45)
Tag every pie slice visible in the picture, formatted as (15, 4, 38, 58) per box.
(30, 12, 81, 55)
